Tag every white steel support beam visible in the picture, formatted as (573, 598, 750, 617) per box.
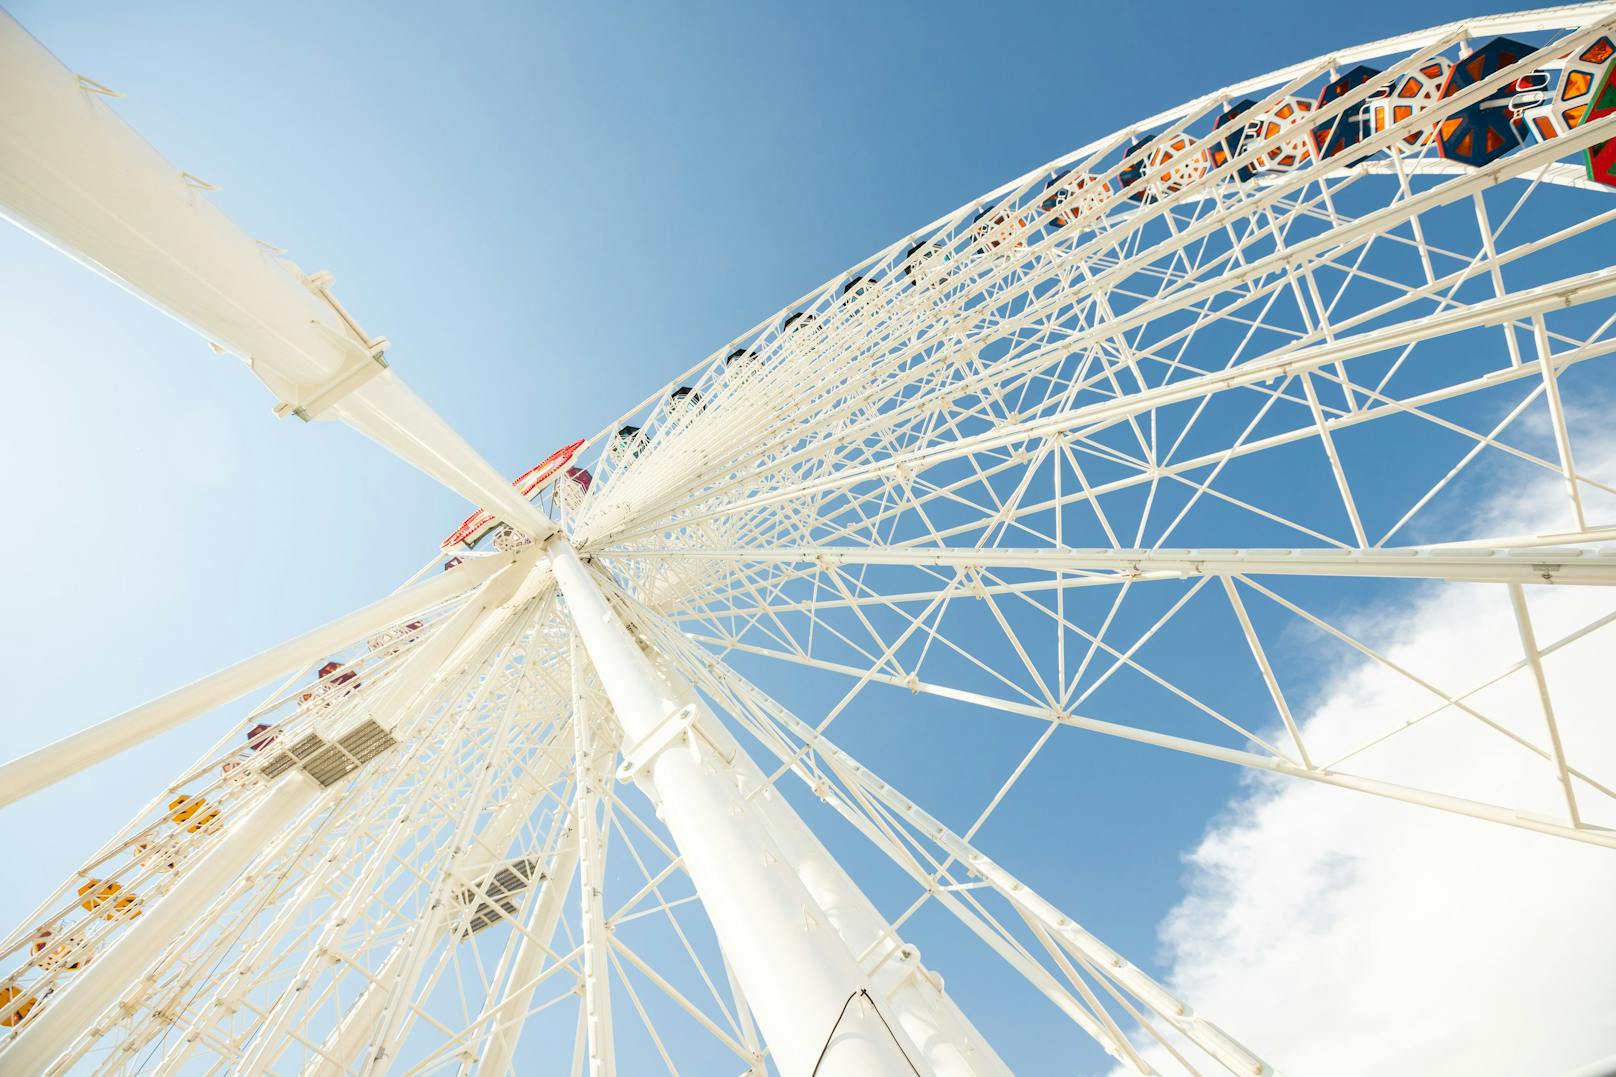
(357, 829, 479, 1071)
(595, 260, 1616, 549)
(3, 771, 321, 1075)
(1507, 584, 1582, 829)
(349, 611, 557, 1077)
(836, 757, 1275, 1077)
(690, 633, 1616, 849)
(570, 651, 618, 1077)
(469, 821, 581, 1077)
(0, 552, 518, 809)
(314, 734, 575, 1077)
(723, 952, 767, 1077)
(547, 536, 922, 1077)
(1221, 577, 1312, 769)
(167, 624, 547, 1077)
(631, 543, 1616, 587)
(236, 563, 540, 1077)
(668, 646, 1279, 1076)
(300, 947, 410, 1077)
(0, 11, 555, 542)
(301, 691, 569, 1077)
(644, 653, 1012, 1077)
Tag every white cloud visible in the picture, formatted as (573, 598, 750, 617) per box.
(1117, 459, 1616, 1076)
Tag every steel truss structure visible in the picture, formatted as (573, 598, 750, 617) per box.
(3, 4, 1616, 1074)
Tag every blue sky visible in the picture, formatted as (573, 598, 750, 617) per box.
(0, 1, 1586, 1072)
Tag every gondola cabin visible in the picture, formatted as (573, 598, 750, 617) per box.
(77, 878, 140, 921)
(609, 423, 649, 463)
(1313, 66, 1382, 162)
(1436, 36, 1535, 166)
(559, 466, 592, 515)
(368, 619, 424, 653)
(1119, 136, 1155, 201)
(0, 985, 37, 1028)
(1246, 97, 1317, 172)
(300, 661, 357, 704)
(903, 241, 948, 283)
(1586, 60, 1616, 186)
(167, 794, 222, 834)
(1365, 57, 1452, 149)
(972, 205, 1027, 252)
(1040, 170, 1109, 228)
(31, 928, 89, 971)
(1145, 133, 1209, 199)
(1212, 100, 1259, 179)
(1520, 35, 1615, 145)
(667, 386, 702, 418)
(841, 276, 881, 312)
(134, 835, 189, 872)
(318, 660, 358, 689)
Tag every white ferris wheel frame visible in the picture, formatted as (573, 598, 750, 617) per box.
(2, 3, 1616, 1075)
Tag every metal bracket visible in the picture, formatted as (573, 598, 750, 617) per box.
(272, 271, 393, 421)
(273, 347, 389, 422)
(616, 703, 699, 784)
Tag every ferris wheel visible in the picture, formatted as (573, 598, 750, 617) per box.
(3, 3, 1616, 1074)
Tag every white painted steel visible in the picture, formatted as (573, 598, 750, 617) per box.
(735, 691, 1278, 1077)
(300, 948, 411, 1077)
(3, 772, 320, 1075)
(567, 655, 618, 1077)
(644, 651, 1013, 1077)
(303, 682, 575, 1077)
(233, 564, 544, 1077)
(548, 536, 921, 1077)
(6, 5, 1616, 1076)
(622, 543, 1616, 587)
(686, 627, 1616, 849)
(469, 822, 581, 1077)
(571, 5, 1616, 445)
(242, 578, 549, 1077)
(456, 667, 591, 1077)
(0, 11, 554, 541)
(0, 551, 516, 809)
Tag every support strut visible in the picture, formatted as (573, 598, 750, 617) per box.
(547, 537, 922, 1077)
